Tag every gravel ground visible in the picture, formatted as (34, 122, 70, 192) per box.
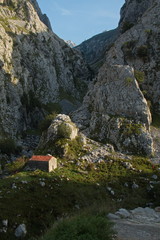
(113, 219, 160, 240)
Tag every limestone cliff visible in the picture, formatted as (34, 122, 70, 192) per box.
(72, 0, 160, 155)
(0, 0, 90, 139)
(108, 0, 160, 113)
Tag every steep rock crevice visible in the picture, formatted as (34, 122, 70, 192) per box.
(0, 0, 91, 139)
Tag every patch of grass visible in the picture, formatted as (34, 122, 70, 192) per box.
(125, 77, 133, 85)
(123, 123, 143, 136)
(40, 213, 114, 240)
(134, 70, 145, 83)
(37, 136, 85, 160)
(0, 154, 159, 240)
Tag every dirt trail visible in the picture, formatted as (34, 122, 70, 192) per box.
(113, 219, 160, 240)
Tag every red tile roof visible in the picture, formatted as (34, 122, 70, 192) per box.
(29, 155, 53, 162)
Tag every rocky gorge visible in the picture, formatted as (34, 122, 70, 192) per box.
(0, 0, 160, 157)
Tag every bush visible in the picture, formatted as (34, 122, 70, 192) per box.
(121, 21, 134, 33)
(134, 70, 145, 83)
(0, 138, 16, 154)
(57, 123, 72, 139)
(121, 40, 136, 58)
(137, 45, 148, 58)
(38, 113, 57, 132)
(125, 77, 133, 84)
(40, 214, 114, 240)
(6, 157, 28, 173)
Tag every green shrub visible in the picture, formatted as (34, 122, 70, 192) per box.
(57, 123, 72, 139)
(145, 29, 152, 35)
(38, 113, 57, 132)
(0, 138, 16, 154)
(42, 102, 61, 114)
(6, 157, 28, 173)
(134, 70, 145, 83)
(121, 21, 134, 33)
(125, 77, 133, 84)
(40, 214, 114, 240)
(137, 45, 148, 58)
(122, 41, 136, 49)
(123, 123, 142, 136)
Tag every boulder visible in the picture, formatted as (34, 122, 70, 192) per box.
(72, 65, 153, 156)
(115, 208, 131, 218)
(15, 224, 27, 238)
(37, 114, 79, 156)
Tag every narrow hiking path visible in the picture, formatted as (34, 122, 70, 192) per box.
(114, 220, 160, 240)
(109, 207, 160, 240)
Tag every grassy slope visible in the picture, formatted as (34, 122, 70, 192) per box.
(0, 154, 160, 240)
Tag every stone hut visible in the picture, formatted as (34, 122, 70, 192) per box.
(28, 155, 57, 172)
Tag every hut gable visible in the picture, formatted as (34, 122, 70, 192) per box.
(28, 155, 57, 172)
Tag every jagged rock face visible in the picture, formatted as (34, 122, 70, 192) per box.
(30, 0, 52, 30)
(72, 64, 153, 156)
(72, 0, 160, 155)
(119, 0, 153, 32)
(107, 0, 160, 113)
(0, 0, 90, 138)
(76, 29, 119, 71)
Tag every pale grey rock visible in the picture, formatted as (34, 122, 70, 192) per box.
(132, 182, 139, 189)
(107, 187, 115, 196)
(130, 207, 160, 223)
(80, 145, 114, 163)
(12, 183, 17, 189)
(78, 133, 87, 146)
(21, 180, 28, 184)
(116, 208, 131, 219)
(72, 64, 153, 156)
(30, 0, 52, 30)
(108, 213, 121, 220)
(15, 224, 27, 238)
(2, 220, 8, 227)
(152, 175, 158, 180)
(111, 207, 160, 225)
(39, 181, 45, 187)
(37, 114, 78, 153)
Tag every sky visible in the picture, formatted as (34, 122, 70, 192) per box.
(37, 0, 125, 45)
